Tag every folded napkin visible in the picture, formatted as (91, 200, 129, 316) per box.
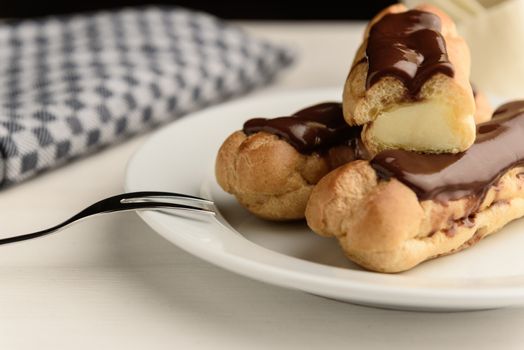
(0, 7, 293, 187)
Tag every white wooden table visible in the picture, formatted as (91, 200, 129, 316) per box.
(0, 21, 522, 350)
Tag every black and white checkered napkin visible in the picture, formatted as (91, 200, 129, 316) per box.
(0, 7, 293, 187)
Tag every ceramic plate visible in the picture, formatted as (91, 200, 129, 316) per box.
(125, 87, 524, 311)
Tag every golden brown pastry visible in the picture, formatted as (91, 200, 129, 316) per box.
(306, 101, 524, 273)
(215, 102, 365, 220)
(343, 4, 476, 154)
(216, 92, 491, 221)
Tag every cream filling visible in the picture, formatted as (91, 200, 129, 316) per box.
(368, 101, 474, 152)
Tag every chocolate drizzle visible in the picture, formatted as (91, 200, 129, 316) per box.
(371, 101, 524, 207)
(365, 10, 454, 96)
(243, 102, 362, 154)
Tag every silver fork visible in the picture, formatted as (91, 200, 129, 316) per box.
(0, 191, 215, 245)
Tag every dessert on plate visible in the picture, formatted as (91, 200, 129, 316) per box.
(215, 3, 521, 273)
(343, 4, 476, 154)
(215, 102, 366, 220)
(215, 90, 491, 221)
(306, 102, 524, 272)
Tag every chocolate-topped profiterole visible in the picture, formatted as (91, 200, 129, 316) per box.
(365, 9, 454, 96)
(343, 4, 476, 155)
(371, 101, 524, 204)
(217, 102, 368, 221)
(243, 102, 362, 154)
(306, 99, 524, 272)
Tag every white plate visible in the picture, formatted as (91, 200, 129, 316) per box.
(125, 87, 524, 311)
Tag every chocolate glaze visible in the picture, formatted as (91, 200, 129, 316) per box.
(371, 101, 524, 207)
(365, 10, 454, 96)
(243, 102, 363, 155)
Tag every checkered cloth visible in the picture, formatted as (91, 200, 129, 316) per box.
(0, 7, 293, 187)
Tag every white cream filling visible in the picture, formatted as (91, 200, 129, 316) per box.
(369, 101, 473, 151)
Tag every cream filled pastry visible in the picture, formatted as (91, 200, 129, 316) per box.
(215, 102, 367, 221)
(343, 4, 476, 154)
(215, 90, 492, 222)
(306, 101, 524, 272)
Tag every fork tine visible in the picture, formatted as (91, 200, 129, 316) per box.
(69, 198, 216, 221)
(115, 201, 215, 214)
(119, 191, 213, 204)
